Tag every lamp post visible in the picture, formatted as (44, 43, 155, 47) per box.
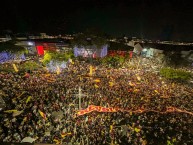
(75, 87, 87, 110)
(78, 87, 82, 110)
(136, 57, 141, 70)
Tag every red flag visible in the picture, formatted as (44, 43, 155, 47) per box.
(129, 51, 133, 58)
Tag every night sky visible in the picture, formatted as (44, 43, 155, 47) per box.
(1, 0, 193, 41)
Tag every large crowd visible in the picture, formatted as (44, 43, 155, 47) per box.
(0, 58, 193, 145)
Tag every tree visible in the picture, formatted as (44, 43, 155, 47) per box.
(21, 61, 41, 71)
(42, 52, 52, 65)
(160, 67, 192, 81)
(108, 41, 133, 52)
(42, 51, 74, 65)
(101, 55, 125, 67)
(163, 50, 190, 67)
(71, 33, 88, 48)
(71, 28, 108, 53)
(0, 40, 26, 54)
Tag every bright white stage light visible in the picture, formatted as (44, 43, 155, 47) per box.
(28, 42, 34, 46)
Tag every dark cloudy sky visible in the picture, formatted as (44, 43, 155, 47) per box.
(1, 0, 193, 41)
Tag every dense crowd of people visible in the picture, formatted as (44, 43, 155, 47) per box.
(0, 58, 193, 145)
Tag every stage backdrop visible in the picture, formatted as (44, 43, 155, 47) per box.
(0, 51, 25, 63)
(74, 45, 108, 58)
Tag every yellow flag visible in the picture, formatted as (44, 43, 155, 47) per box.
(47, 79, 55, 83)
(94, 79, 100, 82)
(23, 116, 27, 122)
(134, 128, 140, 132)
(4, 110, 18, 113)
(61, 133, 66, 138)
(154, 90, 159, 94)
(110, 125, 113, 133)
(61, 132, 72, 138)
(129, 82, 135, 87)
(45, 73, 51, 77)
(56, 66, 60, 75)
(167, 140, 172, 145)
(172, 138, 176, 142)
(69, 58, 74, 64)
(136, 76, 141, 81)
(53, 139, 60, 144)
(89, 66, 93, 76)
(134, 89, 139, 92)
(69, 103, 74, 106)
(13, 64, 18, 72)
(26, 96, 32, 104)
(109, 82, 114, 87)
(94, 84, 99, 88)
(38, 110, 47, 120)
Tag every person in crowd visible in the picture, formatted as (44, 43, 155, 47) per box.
(0, 58, 192, 144)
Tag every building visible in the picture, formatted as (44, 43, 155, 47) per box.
(16, 38, 72, 56)
(34, 39, 72, 56)
(133, 43, 143, 55)
(16, 40, 37, 56)
(130, 39, 193, 59)
(0, 35, 11, 42)
(108, 42, 134, 57)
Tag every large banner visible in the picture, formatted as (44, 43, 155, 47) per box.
(76, 105, 193, 117)
(74, 45, 108, 58)
(13, 64, 19, 72)
(77, 105, 119, 116)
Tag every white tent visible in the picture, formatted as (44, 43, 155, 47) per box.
(145, 48, 163, 58)
(133, 43, 143, 55)
(127, 40, 135, 47)
(21, 137, 36, 143)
